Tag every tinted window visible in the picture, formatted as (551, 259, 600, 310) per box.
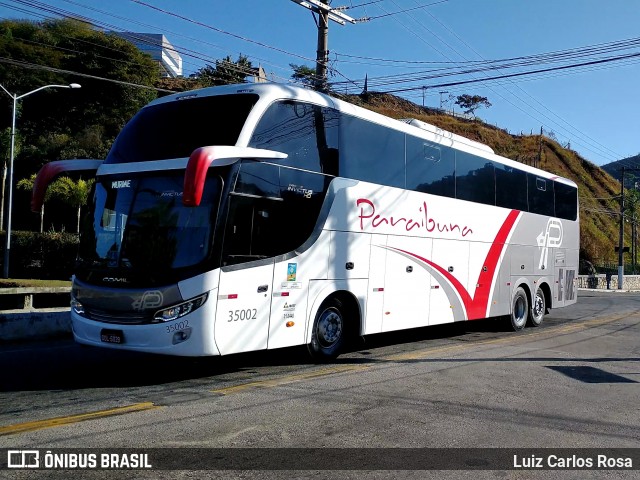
(528, 175, 555, 216)
(339, 114, 405, 188)
(455, 151, 495, 205)
(107, 94, 258, 163)
(496, 164, 528, 211)
(406, 136, 455, 198)
(78, 174, 221, 272)
(249, 101, 339, 174)
(554, 182, 578, 220)
(223, 162, 329, 266)
(234, 160, 280, 198)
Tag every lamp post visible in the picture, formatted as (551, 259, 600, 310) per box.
(0, 82, 81, 278)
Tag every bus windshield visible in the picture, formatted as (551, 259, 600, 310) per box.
(106, 93, 259, 163)
(77, 173, 222, 277)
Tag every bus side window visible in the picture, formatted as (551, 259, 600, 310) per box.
(406, 136, 455, 198)
(248, 101, 339, 174)
(496, 164, 528, 211)
(528, 175, 555, 216)
(554, 182, 577, 220)
(455, 151, 495, 206)
(339, 114, 405, 188)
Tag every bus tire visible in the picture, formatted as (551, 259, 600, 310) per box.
(510, 287, 528, 331)
(308, 297, 346, 362)
(528, 286, 545, 327)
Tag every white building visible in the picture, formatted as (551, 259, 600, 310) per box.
(117, 33, 183, 78)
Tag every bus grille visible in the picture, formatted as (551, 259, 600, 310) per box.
(84, 307, 153, 324)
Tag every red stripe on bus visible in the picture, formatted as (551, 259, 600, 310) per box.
(392, 210, 520, 320)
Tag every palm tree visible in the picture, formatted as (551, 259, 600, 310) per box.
(17, 173, 63, 233)
(55, 176, 95, 233)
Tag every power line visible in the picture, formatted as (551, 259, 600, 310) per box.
(364, 0, 449, 20)
(0, 55, 175, 92)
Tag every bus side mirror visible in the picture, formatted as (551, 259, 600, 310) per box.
(31, 159, 103, 212)
(183, 146, 288, 207)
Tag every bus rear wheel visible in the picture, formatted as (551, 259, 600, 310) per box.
(308, 297, 346, 362)
(528, 287, 546, 327)
(510, 287, 528, 331)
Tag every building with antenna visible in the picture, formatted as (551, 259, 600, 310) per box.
(117, 32, 183, 78)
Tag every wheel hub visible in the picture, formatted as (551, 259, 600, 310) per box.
(318, 309, 342, 347)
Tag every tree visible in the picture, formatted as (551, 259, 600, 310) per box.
(454, 94, 492, 116)
(192, 55, 254, 87)
(53, 176, 94, 233)
(0, 18, 158, 232)
(290, 64, 317, 87)
(16, 173, 64, 233)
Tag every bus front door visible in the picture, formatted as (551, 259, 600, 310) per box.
(214, 262, 274, 355)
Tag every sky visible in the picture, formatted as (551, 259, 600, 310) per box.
(0, 0, 639, 167)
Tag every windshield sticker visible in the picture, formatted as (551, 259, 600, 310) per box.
(111, 180, 131, 189)
(287, 263, 297, 281)
(287, 184, 313, 199)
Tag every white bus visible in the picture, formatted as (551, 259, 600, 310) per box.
(33, 83, 578, 360)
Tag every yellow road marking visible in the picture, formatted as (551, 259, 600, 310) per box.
(0, 402, 159, 436)
(212, 312, 633, 395)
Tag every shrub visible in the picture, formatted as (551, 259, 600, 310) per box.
(0, 230, 79, 280)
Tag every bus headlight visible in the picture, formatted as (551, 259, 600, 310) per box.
(71, 298, 85, 316)
(153, 293, 208, 323)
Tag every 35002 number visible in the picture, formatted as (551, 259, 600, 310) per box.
(166, 319, 189, 333)
(228, 309, 258, 322)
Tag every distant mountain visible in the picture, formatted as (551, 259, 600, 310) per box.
(601, 155, 640, 185)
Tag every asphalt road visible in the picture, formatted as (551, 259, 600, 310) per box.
(0, 290, 639, 479)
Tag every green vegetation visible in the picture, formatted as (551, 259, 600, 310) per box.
(0, 278, 70, 288)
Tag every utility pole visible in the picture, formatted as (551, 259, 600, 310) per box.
(439, 90, 449, 110)
(617, 167, 640, 288)
(537, 126, 543, 169)
(618, 166, 625, 289)
(291, 1, 356, 92)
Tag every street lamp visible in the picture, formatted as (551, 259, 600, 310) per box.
(0, 82, 81, 278)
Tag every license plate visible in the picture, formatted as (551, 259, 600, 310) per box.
(100, 329, 124, 344)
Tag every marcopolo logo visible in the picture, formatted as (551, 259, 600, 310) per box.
(7, 450, 40, 468)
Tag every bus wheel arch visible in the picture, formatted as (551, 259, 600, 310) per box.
(307, 291, 360, 362)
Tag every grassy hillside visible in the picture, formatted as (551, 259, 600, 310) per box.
(340, 92, 623, 268)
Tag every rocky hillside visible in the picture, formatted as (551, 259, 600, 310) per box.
(339, 92, 623, 269)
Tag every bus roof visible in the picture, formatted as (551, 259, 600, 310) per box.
(148, 83, 577, 188)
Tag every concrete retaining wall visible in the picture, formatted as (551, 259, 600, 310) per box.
(0, 286, 72, 342)
(577, 274, 640, 290)
(0, 308, 71, 342)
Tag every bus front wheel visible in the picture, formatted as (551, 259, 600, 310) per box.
(510, 287, 528, 331)
(308, 297, 346, 362)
